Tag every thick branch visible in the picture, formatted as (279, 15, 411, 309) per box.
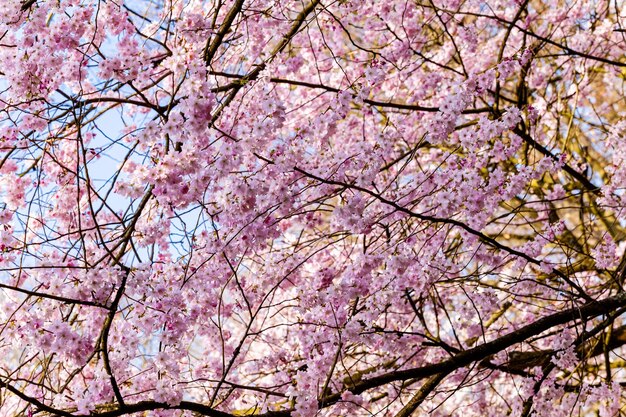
(209, 0, 321, 125)
(203, 0, 246, 65)
(320, 292, 626, 406)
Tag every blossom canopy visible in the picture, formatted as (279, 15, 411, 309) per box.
(1, 0, 626, 416)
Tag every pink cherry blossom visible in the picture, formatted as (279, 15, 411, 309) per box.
(0, 0, 625, 416)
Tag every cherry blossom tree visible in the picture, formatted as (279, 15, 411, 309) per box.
(2, 0, 626, 415)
